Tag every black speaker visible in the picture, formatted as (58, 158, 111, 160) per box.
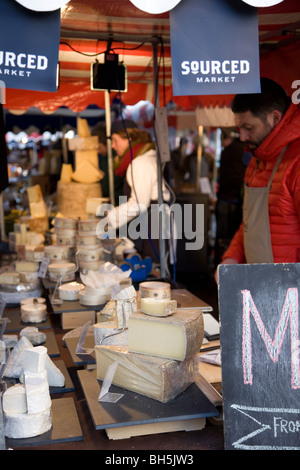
(91, 54, 127, 92)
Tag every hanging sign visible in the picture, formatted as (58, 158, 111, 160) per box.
(219, 263, 300, 450)
(169, 0, 261, 96)
(0, 0, 61, 92)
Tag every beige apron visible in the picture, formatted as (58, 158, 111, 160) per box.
(243, 147, 287, 263)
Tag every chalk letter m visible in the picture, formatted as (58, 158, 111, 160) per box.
(242, 288, 300, 389)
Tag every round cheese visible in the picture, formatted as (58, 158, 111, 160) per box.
(4, 407, 52, 439)
(139, 281, 171, 300)
(79, 288, 107, 306)
(20, 303, 47, 323)
(58, 282, 85, 301)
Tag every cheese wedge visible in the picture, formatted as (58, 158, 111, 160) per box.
(128, 308, 204, 361)
(140, 298, 177, 317)
(60, 163, 73, 182)
(75, 149, 99, 169)
(95, 344, 195, 403)
(72, 159, 104, 184)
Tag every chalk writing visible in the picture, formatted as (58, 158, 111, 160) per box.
(241, 288, 300, 389)
(231, 404, 300, 450)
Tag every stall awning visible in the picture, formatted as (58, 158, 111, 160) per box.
(4, 0, 300, 114)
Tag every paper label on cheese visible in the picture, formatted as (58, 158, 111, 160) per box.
(128, 308, 204, 361)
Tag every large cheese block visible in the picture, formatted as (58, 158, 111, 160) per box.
(57, 181, 102, 219)
(20, 327, 46, 346)
(95, 345, 195, 403)
(2, 384, 27, 414)
(93, 321, 128, 346)
(4, 408, 52, 439)
(128, 309, 204, 361)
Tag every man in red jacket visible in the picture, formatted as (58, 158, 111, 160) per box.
(215, 78, 300, 281)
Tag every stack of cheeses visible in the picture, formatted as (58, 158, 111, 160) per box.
(57, 118, 104, 219)
(8, 222, 45, 259)
(2, 344, 53, 439)
(0, 259, 42, 305)
(76, 219, 103, 271)
(94, 281, 204, 403)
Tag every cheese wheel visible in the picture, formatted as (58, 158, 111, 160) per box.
(21, 303, 47, 324)
(4, 407, 52, 439)
(54, 217, 77, 230)
(48, 262, 76, 274)
(2, 384, 27, 414)
(95, 345, 195, 403)
(58, 282, 85, 301)
(79, 288, 108, 306)
(140, 298, 177, 317)
(128, 308, 204, 361)
(139, 281, 171, 300)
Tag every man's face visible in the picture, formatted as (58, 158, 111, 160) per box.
(234, 110, 275, 150)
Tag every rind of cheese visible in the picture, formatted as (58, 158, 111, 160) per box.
(2, 384, 27, 414)
(95, 345, 195, 403)
(93, 321, 128, 346)
(3, 336, 33, 379)
(72, 160, 104, 184)
(140, 298, 177, 317)
(128, 308, 204, 361)
(4, 408, 52, 439)
(20, 327, 46, 346)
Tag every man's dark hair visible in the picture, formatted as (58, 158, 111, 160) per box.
(232, 78, 291, 120)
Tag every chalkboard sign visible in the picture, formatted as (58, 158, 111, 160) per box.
(219, 263, 300, 450)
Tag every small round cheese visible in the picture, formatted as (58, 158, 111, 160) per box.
(58, 282, 85, 300)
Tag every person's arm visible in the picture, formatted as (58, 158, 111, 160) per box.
(214, 224, 246, 283)
(108, 156, 155, 229)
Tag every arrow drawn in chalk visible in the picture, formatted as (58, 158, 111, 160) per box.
(230, 404, 300, 450)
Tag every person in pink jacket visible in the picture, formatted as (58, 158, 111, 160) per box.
(215, 78, 300, 282)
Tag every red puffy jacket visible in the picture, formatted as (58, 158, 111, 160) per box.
(223, 102, 300, 263)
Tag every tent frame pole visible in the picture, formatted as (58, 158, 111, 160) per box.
(152, 41, 167, 279)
